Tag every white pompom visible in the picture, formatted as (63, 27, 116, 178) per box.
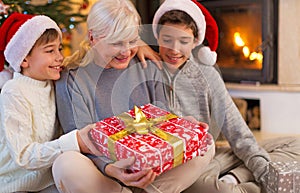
(0, 69, 13, 89)
(197, 46, 217, 66)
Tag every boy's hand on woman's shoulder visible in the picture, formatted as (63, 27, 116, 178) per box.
(137, 39, 162, 69)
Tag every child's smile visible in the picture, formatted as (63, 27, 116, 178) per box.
(21, 37, 63, 81)
(158, 23, 197, 73)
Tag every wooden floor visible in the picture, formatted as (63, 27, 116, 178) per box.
(252, 130, 300, 141)
(216, 130, 300, 147)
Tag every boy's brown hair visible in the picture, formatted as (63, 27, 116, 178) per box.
(157, 10, 198, 39)
(28, 29, 60, 55)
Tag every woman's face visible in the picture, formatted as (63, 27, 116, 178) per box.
(158, 23, 197, 73)
(92, 32, 139, 69)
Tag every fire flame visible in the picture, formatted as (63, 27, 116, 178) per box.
(234, 32, 263, 63)
(234, 32, 245, 47)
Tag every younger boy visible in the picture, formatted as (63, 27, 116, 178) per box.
(0, 13, 92, 192)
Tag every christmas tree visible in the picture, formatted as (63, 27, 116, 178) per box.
(0, 0, 89, 31)
(0, 0, 90, 57)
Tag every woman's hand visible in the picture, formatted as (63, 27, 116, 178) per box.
(137, 39, 162, 69)
(105, 157, 157, 189)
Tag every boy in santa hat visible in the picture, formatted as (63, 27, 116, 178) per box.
(0, 12, 94, 192)
(152, 0, 300, 192)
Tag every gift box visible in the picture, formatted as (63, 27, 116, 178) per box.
(266, 161, 300, 193)
(89, 103, 208, 175)
(294, 168, 300, 193)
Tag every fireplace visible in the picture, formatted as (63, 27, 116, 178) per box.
(199, 0, 279, 84)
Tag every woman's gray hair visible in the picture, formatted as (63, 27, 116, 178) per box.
(63, 0, 141, 68)
(88, 0, 141, 43)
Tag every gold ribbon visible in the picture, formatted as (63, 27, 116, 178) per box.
(108, 106, 184, 168)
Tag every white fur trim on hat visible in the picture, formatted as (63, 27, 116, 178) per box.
(4, 15, 62, 72)
(152, 0, 206, 46)
(198, 46, 217, 66)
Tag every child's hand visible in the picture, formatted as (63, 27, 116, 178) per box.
(77, 123, 97, 154)
(183, 116, 213, 156)
(205, 133, 214, 146)
(137, 39, 162, 69)
(183, 116, 199, 124)
(105, 157, 157, 189)
(199, 133, 214, 156)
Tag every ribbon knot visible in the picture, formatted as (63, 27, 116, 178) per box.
(129, 106, 154, 134)
(117, 106, 178, 135)
(108, 105, 184, 168)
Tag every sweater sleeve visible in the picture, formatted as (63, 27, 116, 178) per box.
(0, 92, 80, 170)
(55, 68, 112, 175)
(146, 61, 169, 110)
(206, 67, 270, 183)
(55, 69, 94, 133)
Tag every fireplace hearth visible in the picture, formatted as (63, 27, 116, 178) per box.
(200, 0, 278, 84)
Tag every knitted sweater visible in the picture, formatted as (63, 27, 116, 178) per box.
(0, 73, 79, 193)
(55, 57, 168, 175)
(55, 56, 168, 133)
(162, 55, 271, 183)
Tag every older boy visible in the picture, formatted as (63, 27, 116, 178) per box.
(152, 0, 300, 192)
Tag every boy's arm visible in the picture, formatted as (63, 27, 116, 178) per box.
(0, 90, 79, 169)
(207, 67, 270, 182)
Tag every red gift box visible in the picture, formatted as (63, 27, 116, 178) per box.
(89, 104, 208, 175)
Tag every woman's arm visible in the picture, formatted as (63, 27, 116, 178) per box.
(55, 70, 94, 133)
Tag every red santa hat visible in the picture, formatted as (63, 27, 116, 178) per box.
(152, 0, 219, 65)
(0, 12, 62, 88)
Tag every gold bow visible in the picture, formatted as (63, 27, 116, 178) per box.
(108, 106, 184, 168)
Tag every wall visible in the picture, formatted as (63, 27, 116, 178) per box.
(228, 85, 300, 134)
(278, 0, 300, 85)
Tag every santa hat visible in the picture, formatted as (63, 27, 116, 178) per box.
(152, 0, 219, 65)
(0, 12, 62, 88)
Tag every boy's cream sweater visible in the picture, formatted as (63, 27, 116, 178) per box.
(0, 73, 79, 192)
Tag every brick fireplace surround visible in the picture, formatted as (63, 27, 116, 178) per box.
(227, 0, 300, 134)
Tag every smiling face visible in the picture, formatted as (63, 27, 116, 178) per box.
(86, 0, 141, 70)
(21, 34, 63, 81)
(92, 32, 139, 70)
(158, 23, 197, 73)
